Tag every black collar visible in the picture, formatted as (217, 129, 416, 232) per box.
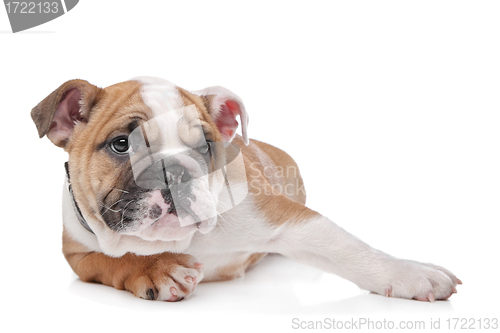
(65, 162, 95, 234)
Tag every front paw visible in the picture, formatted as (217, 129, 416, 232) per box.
(125, 253, 204, 301)
(375, 259, 461, 302)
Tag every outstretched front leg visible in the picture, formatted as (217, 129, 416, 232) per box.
(63, 229, 204, 301)
(258, 195, 461, 301)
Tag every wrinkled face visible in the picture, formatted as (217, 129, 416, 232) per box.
(67, 78, 231, 243)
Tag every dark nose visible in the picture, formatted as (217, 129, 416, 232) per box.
(164, 164, 191, 185)
(136, 160, 191, 189)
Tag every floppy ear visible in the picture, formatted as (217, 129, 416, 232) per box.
(193, 86, 249, 145)
(31, 79, 102, 148)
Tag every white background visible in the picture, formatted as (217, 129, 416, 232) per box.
(1, 1, 499, 332)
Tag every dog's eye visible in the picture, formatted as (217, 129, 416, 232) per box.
(197, 141, 211, 154)
(110, 136, 130, 154)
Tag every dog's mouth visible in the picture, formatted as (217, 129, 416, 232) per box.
(151, 204, 203, 230)
(149, 203, 206, 230)
(149, 211, 214, 236)
(101, 180, 217, 242)
(125, 208, 216, 242)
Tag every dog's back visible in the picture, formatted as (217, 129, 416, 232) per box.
(236, 136, 307, 205)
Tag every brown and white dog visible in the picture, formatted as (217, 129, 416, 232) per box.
(31, 77, 461, 302)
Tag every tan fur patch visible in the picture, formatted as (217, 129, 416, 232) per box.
(235, 136, 317, 226)
(63, 227, 199, 297)
(66, 80, 153, 226)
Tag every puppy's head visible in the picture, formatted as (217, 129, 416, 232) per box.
(32, 77, 248, 255)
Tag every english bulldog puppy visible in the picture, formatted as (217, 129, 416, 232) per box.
(31, 77, 461, 302)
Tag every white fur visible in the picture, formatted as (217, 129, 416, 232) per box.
(188, 200, 456, 299)
(264, 216, 456, 300)
(132, 76, 185, 117)
(186, 191, 270, 280)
